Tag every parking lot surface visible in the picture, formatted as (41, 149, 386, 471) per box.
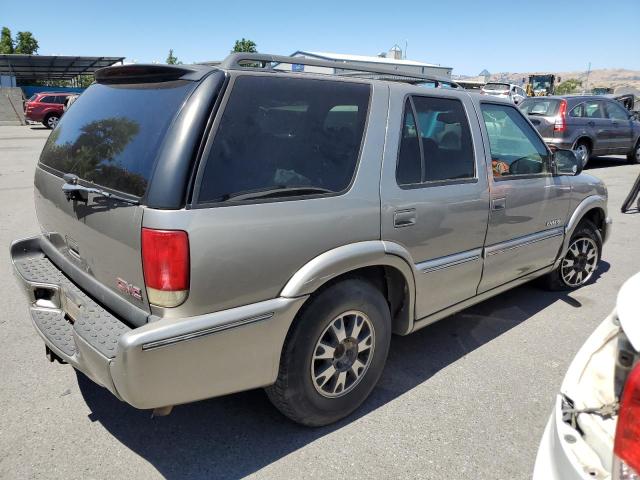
(0, 125, 639, 480)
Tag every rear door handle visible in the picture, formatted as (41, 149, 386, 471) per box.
(491, 197, 506, 211)
(612, 121, 619, 127)
(394, 209, 416, 228)
(588, 121, 595, 127)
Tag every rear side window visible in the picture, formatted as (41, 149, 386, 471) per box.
(39, 80, 197, 197)
(396, 96, 474, 186)
(197, 76, 370, 203)
(40, 95, 56, 103)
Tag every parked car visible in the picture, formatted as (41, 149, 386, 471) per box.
(519, 95, 640, 166)
(11, 54, 611, 426)
(481, 82, 527, 104)
(24, 92, 77, 129)
(533, 272, 640, 480)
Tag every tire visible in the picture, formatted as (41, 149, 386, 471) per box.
(43, 114, 60, 129)
(573, 140, 591, 169)
(545, 220, 602, 291)
(628, 140, 640, 164)
(265, 279, 391, 426)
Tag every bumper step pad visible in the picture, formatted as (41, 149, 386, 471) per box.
(15, 254, 131, 359)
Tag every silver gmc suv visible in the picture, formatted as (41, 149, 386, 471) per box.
(11, 54, 611, 426)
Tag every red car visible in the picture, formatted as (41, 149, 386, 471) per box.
(24, 92, 76, 129)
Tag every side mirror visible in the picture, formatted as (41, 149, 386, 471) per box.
(553, 149, 583, 176)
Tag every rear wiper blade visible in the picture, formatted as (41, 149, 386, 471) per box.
(62, 173, 139, 205)
(223, 186, 334, 202)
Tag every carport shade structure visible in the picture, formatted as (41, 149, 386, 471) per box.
(0, 55, 125, 81)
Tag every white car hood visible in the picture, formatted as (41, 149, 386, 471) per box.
(617, 272, 640, 351)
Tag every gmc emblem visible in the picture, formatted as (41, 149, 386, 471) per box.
(116, 278, 143, 300)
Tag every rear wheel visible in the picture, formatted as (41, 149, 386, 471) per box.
(545, 220, 602, 290)
(628, 140, 640, 164)
(43, 114, 60, 129)
(573, 141, 591, 168)
(266, 279, 391, 426)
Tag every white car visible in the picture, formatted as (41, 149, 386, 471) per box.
(481, 82, 527, 104)
(533, 272, 640, 480)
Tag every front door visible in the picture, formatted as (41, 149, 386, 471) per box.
(604, 100, 634, 154)
(380, 91, 490, 320)
(478, 102, 572, 293)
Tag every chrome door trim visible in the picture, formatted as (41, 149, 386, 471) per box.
(484, 228, 564, 257)
(416, 248, 483, 274)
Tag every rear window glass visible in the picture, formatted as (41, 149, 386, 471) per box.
(39, 80, 196, 197)
(197, 76, 370, 203)
(519, 99, 561, 116)
(484, 83, 509, 91)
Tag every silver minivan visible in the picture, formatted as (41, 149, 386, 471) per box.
(11, 54, 611, 426)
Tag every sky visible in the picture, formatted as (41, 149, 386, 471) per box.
(2, 0, 639, 76)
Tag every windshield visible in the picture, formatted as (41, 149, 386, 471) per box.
(39, 80, 197, 197)
(484, 83, 510, 91)
(519, 98, 561, 116)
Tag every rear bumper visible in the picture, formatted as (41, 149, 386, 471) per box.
(24, 111, 44, 122)
(11, 235, 306, 409)
(542, 137, 573, 150)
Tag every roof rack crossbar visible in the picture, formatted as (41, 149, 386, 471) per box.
(219, 53, 459, 87)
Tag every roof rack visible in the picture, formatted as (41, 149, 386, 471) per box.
(219, 53, 460, 88)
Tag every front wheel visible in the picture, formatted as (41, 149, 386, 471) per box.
(545, 220, 602, 290)
(266, 279, 391, 426)
(628, 140, 640, 164)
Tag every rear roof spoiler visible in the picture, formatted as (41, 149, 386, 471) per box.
(95, 64, 215, 84)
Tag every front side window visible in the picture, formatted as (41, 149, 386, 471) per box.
(481, 103, 549, 178)
(605, 101, 629, 120)
(198, 76, 370, 203)
(396, 96, 474, 186)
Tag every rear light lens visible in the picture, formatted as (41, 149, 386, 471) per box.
(554, 99, 567, 132)
(614, 362, 640, 479)
(141, 228, 189, 307)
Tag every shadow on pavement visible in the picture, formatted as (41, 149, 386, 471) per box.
(584, 156, 629, 170)
(77, 264, 609, 479)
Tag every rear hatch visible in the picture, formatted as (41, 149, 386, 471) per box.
(519, 98, 562, 138)
(34, 75, 200, 316)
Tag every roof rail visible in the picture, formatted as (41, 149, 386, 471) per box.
(219, 53, 460, 88)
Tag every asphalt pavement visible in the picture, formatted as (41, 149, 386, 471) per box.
(0, 125, 639, 480)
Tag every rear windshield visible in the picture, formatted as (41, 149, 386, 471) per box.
(39, 80, 196, 197)
(197, 76, 370, 203)
(484, 83, 510, 91)
(519, 98, 561, 116)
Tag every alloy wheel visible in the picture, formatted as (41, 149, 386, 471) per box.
(561, 237, 598, 287)
(47, 116, 59, 128)
(311, 310, 375, 398)
(574, 144, 589, 166)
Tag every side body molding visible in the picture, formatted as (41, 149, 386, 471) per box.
(280, 241, 417, 334)
(554, 194, 608, 268)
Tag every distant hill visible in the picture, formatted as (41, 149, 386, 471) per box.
(459, 68, 640, 93)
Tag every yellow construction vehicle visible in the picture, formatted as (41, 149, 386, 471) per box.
(526, 74, 558, 96)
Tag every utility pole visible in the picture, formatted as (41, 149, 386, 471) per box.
(584, 62, 591, 94)
(404, 40, 408, 59)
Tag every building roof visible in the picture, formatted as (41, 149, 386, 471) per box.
(0, 55, 125, 80)
(291, 51, 449, 69)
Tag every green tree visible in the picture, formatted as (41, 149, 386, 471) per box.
(166, 49, 181, 65)
(232, 38, 257, 53)
(0, 27, 14, 54)
(76, 75, 94, 88)
(14, 31, 39, 54)
(556, 78, 582, 95)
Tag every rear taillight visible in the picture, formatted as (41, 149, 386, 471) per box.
(141, 228, 189, 308)
(554, 99, 567, 132)
(614, 362, 640, 479)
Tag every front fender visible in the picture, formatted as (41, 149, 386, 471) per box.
(280, 241, 417, 334)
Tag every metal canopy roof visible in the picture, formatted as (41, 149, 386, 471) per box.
(0, 55, 125, 80)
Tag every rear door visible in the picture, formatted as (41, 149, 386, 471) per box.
(380, 90, 490, 319)
(580, 100, 610, 154)
(35, 78, 200, 312)
(604, 100, 634, 153)
(478, 101, 571, 292)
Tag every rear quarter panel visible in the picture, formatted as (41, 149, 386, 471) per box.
(143, 77, 390, 319)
